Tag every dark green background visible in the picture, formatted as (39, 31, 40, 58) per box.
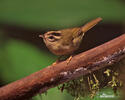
(0, 0, 125, 100)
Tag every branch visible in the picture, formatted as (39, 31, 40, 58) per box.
(0, 34, 125, 100)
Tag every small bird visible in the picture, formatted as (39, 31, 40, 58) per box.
(39, 17, 102, 57)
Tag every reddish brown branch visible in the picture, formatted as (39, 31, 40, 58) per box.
(0, 34, 125, 100)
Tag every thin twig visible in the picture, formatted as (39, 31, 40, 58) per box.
(0, 34, 125, 100)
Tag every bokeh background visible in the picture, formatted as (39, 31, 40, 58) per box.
(0, 0, 125, 100)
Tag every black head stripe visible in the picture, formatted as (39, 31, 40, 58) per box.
(51, 32, 61, 36)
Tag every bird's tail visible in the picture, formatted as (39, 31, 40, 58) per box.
(81, 17, 102, 33)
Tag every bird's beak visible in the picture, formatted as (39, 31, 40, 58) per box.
(39, 34, 44, 38)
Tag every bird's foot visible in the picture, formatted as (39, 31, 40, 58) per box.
(52, 60, 60, 66)
(66, 56, 73, 65)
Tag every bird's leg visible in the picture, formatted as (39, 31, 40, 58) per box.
(52, 56, 63, 66)
(52, 55, 73, 66)
(66, 55, 73, 65)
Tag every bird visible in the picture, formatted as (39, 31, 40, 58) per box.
(39, 17, 102, 63)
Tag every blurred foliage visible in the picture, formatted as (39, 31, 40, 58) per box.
(85, 88, 121, 100)
(0, 0, 125, 100)
(0, 0, 125, 29)
(33, 88, 73, 100)
(33, 88, 121, 100)
(0, 34, 56, 82)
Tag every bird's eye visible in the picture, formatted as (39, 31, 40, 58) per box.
(48, 36, 54, 39)
(46, 31, 61, 42)
(47, 36, 56, 42)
